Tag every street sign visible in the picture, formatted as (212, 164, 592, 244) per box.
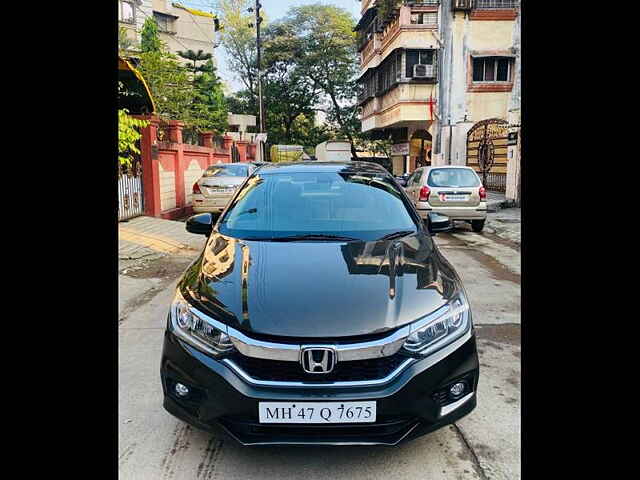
(391, 143, 410, 156)
(507, 132, 518, 146)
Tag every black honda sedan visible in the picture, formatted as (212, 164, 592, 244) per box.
(161, 161, 478, 446)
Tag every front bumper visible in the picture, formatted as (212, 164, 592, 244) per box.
(160, 330, 479, 446)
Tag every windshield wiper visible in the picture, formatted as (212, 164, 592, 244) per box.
(237, 208, 257, 216)
(270, 234, 360, 242)
(377, 230, 415, 241)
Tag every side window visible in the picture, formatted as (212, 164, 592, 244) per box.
(412, 170, 423, 185)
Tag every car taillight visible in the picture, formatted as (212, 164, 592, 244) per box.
(479, 186, 486, 201)
(193, 182, 201, 194)
(419, 186, 431, 202)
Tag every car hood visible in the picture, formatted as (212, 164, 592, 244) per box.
(180, 232, 460, 339)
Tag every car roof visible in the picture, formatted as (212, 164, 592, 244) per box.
(255, 161, 389, 175)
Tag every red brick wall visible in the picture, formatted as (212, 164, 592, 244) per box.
(137, 116, 246, 220)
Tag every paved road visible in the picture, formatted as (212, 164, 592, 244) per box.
(119, 229, 520, 480)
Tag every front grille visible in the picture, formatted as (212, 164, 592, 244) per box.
(226, 352, 411, 383)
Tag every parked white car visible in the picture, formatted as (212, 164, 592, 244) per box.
(192, 163, 256, 214)
(404, 166, 488, 232)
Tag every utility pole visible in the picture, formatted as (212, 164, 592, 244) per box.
(252, 0, 265, 160)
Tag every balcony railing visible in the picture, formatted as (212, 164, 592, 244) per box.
(474, 0, 519, 8)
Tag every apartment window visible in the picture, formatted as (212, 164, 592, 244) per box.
(119, 1, 135, 24)
(472, 57, 512, 82)
(410, 12, 438, 26)
(406, 50, 435, 78)
(376, 51, 402, 94)
(153, 12, 175, 33)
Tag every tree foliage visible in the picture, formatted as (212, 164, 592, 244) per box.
(217, 0, 262, 95)
(177, 49, 214, 77)
(281, 4, 361, 158)
(215, 2, 375, 158)
(141, 17, 162, 53)
(118, 109, 149, 166)
(136, 19, 228, 136)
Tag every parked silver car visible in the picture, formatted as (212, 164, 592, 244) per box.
(404, 166, 487, 232)
(192, 163, 256, 214)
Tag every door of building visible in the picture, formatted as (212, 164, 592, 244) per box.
(466, 118, 509, 192)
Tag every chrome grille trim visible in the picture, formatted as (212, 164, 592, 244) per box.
(221, 358, 417, 388)
(188, 302, 460, 369)
(221, 304, 450, 362)
(220, 330, 472, 388)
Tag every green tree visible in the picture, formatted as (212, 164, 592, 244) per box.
(137, 23, 228, 138)
(268, 4, 361, 158)
(138, 49, 194, 121)
(141, 17, 162, 53)
(118, 109, 149, 167)
(217, 0, 264, 101)
(191, 60, 229, 135)
(177, 49, 214, 79)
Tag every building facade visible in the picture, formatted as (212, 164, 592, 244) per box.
(118, 0, 219, 66)
(355, 0, 521, 200)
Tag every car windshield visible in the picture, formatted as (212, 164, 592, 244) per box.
(204, 164, 249, 177)
(218, 171, 418, 241)
(427, 168, 480, 188)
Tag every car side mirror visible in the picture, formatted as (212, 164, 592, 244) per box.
(427, 212, 452, 236)
(185, 213, 218, 236)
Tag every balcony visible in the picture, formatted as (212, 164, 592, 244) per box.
(358, 0, 440, 71)
(358, 49, 439, 105)
(377, 0, 439, 27)
(469, 0, 519, 20)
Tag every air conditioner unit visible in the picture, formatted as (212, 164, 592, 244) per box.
(413, 64, 434, 78)
(452, 0, 473, 11)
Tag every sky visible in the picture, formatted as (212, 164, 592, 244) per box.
(181, 0, 362, 93)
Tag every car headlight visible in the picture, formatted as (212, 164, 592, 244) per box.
(402, 292, 471, 356)
(169, 289, 235, 357)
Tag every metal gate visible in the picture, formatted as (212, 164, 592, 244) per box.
(466, 118, 509, 192)
(118, 162, 144, 221)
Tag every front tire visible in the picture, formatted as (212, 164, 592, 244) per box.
(471, 219, 485, 232)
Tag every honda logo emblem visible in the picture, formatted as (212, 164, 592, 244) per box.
(301, 348, 336, 374)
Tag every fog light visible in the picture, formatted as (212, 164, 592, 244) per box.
(175, 383, 190, 397)
(450, 382, 466, 397)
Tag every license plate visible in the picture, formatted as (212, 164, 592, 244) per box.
(258, 401, 376, 424)
(443, 195, 468, 202)
(207, 187, 234, 194)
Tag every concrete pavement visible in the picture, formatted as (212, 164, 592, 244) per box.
(118, 217, 520, 480)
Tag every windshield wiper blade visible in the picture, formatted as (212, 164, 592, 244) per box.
(377, 230, 415, 241)
(237, 208, 257, 216)
(271, 234, 359, 242)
